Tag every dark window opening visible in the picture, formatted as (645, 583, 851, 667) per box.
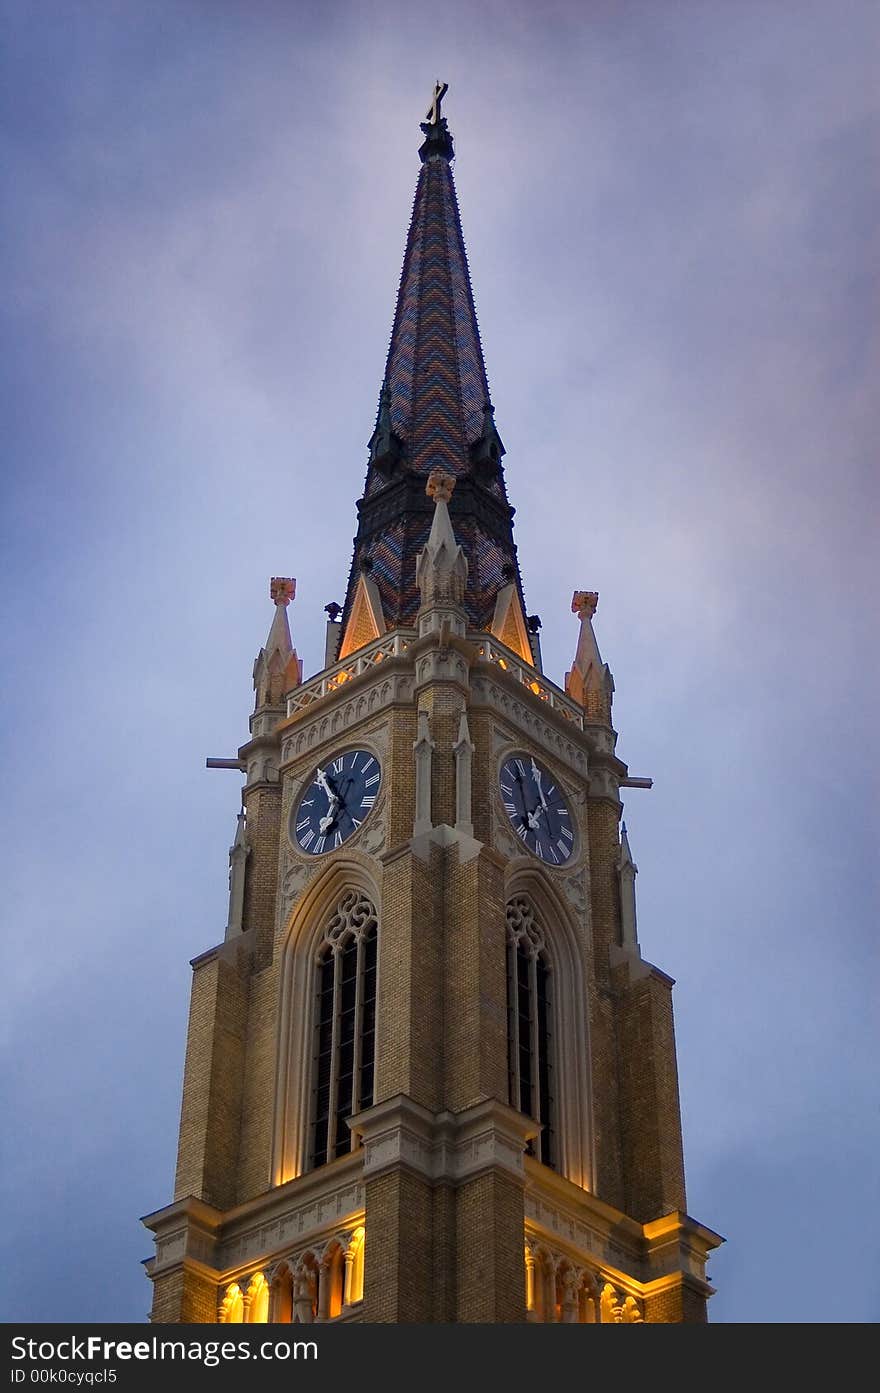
(309, 897, 379, 1171)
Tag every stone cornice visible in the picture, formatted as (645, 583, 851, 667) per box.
(642, 1210, 725, 1283)
(142, 1154, 367, 1280)
(238, 730, 282, 762)
(349, 1094, 538, 1186)
(141, 1194, 223, 1237)
(523, 1164, 723, 1290)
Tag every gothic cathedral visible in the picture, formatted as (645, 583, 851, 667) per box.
(143, 88, 722, 1325)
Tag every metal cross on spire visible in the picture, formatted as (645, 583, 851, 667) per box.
(426, 80, 448, 125)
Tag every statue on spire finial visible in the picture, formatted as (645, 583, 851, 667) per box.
(572, 590, 598, 620)
(270, 578, 295, 607)
(419, 81, 453, 162)
(426, 80, 448, 126)
(426, 467, 456, 504)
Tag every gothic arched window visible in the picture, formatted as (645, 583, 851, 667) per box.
(310, 890, 378, 1170)
(506, 896, 555, 1169)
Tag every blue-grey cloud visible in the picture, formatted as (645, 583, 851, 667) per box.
(1, 0, 877, 1323)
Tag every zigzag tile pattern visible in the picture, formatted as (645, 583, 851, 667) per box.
(341, 147, 526, 638)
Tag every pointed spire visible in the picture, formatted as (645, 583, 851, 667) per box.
(470, 399, 506, 481)
(453, 710, 475, 836)
(618, 821, 639, 953)
(413, 708, 434, 837)
(338, 85, 526, 642)
(224, 809, 250, 941)
(620, 820, 636, 869)
(416, 469, 468, 633)
(565, 591, 613, 720)
(367, 380, 402, 478)
(253, 577, 302, 708)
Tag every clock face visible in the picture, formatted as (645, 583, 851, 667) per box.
(291, 749, 381, 855)
(499, 755, 574, 865)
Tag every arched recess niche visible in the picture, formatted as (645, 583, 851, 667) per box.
(505, 865, 595, 1191)
(272, 852, 382, 1185)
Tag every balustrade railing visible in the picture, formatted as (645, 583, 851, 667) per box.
(286, 628, 584, 729)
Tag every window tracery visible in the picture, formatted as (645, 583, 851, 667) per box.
(310, 891, 378, 1170)
(507, 896, 555, 1168)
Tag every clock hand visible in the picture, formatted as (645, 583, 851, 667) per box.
(316, 766, 336, 800)
(531, 757, 548, 811)
(316, 766, 341, 834)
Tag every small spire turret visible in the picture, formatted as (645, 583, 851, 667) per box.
(416, 470, 468, 634)
(470, 400, 506, 481)
(618, 821, 639, 953)
(565, 590, 614, 721)
(253, 577, 302, 708)
(367, 380, 403, 477)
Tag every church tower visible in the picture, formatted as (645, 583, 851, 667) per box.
(142, 86, 722, 1325)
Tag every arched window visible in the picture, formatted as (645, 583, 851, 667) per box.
(245, 1271, 269, 1323)
(345, 1227, 365, 1306)
(310, 891, 378, 1170)
(506, 896, 555, 1169)
(219, 1282, 243, 1324)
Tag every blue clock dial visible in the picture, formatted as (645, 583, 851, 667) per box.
(499, 755, 574, 865)
(292, 749, 381, 855)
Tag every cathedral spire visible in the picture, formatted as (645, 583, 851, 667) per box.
(338, 84, 526, 653)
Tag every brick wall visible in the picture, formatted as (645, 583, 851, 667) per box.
(173, 950, 246, 1210)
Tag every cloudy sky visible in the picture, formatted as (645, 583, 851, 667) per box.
(2, 0, 877, 1324)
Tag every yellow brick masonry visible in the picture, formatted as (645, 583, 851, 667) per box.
(455, 1171, 525, 1322)
(173, 947, 247, 1211)
(149, 1268, 218, 1324)
(614, 960, 687, 1221)
(373, 843, 442, 1108)
(362, 1169, 435, 1322)
(150, 635, 708, 1322)
(586, 797, 627, 1211)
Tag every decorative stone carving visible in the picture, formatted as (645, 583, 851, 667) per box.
(524, 1192, 643, 1274)
(281, 676, 412, 765)
(490, 801, 519, 860)
(471, 676, 589, 781)
(425, 467, 455, 503)
(321, 890, 378, 948)
(561, 871, 587, 919)
(279, 852, 320, 924)
(507, 897, 547, 956)
(271, 578, 296, 606)
(453, 710, 474, 836)
(595, 1282, 643, 1323)
(359, 806, 387, 856)
(218, 1182, 364, 1271)
(588, 765, 619, 802)
(571, 590, 598, 619)
(413, 709, 434, 837)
